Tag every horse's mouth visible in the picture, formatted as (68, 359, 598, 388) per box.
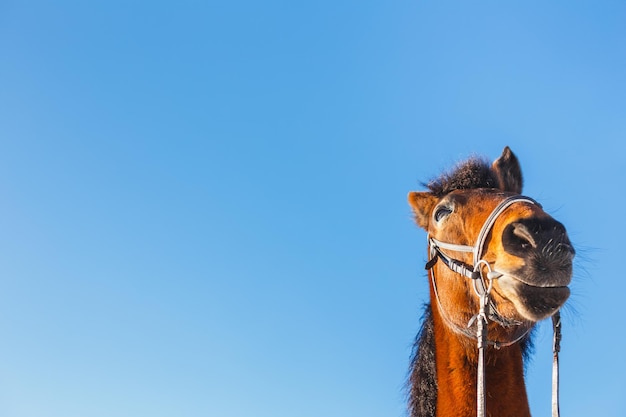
(496, 275, 570, 321)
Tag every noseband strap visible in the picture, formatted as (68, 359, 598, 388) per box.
(426, 243, 479, 280)
(424, 195, 561, 417)
(472, 196, 538, 265)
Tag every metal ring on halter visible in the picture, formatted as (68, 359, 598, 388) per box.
(472, 259, 495, 299)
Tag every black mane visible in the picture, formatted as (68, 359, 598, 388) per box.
(425, 157, 498, 197)
(408, 304, 437, 417)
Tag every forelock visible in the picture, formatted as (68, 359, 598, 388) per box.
(425, 157, 498, 197)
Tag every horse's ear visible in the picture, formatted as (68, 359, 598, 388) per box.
(492, 146, 523, 193)
(408, 191, 438, 229)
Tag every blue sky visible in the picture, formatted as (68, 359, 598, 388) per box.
(1, 1, 625, 416)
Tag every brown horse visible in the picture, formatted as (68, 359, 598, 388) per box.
(407, 147, 574, 417)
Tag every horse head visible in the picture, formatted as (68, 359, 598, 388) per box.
(408, 147, 574, 333)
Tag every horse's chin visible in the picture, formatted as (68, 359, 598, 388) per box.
(496, 275, 570, 322)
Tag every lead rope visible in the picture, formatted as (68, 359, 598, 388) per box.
(476, 290, 489, 417)
(552, 312, 562, 417)
(472, 259, 495, 417)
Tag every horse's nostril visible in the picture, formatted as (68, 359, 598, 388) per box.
(510, 222, 537, 249)
(503, 218, 575, 261)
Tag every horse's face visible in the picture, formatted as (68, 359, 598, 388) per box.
(430, 189, 573, 322)
(409, 148, 574, 324)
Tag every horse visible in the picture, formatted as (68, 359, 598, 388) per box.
(407, 147, 574, 417)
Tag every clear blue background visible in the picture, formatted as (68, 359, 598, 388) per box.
(1, 1, 624, 416)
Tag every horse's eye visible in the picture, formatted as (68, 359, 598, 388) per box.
(434, 206, 453, 223)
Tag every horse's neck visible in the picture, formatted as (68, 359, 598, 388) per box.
(431, 306, 531, 417)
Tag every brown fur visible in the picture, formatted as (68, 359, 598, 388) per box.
(407, 147, 573, 417)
